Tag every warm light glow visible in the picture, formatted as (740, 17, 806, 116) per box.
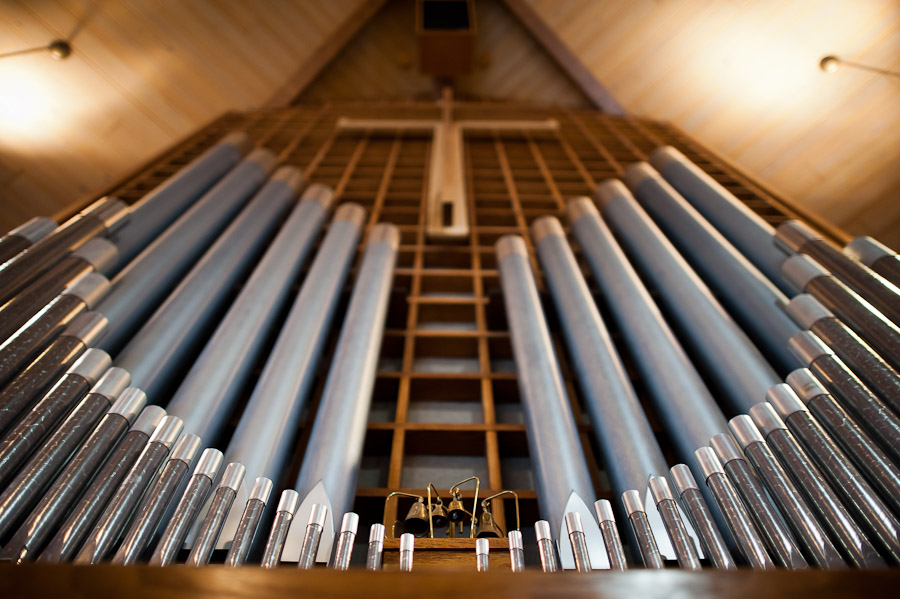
(0, 63, 56, 142)
(819, 55, 840, 73)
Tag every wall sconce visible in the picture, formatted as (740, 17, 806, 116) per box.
(0, 39, 72, 61)
(819, 55, 900, 78)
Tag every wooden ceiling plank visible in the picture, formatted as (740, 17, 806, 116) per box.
(500, 0, 625, 114)
(264, 0, 387, 108)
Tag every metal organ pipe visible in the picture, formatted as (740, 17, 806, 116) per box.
(0, 217, 57, 266)
(845, 236, 900, 288)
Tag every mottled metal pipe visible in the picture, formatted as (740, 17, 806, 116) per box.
(260, 489, 300, 569)
(711, 433, 808, 569)
(0, 217, 56, 265)
(0, 349, 109, 486)
(776, 220, 900, 325)
(790, 331, 900, 463)
(165, 185, 335, 442)
(109, 132, 251, 271)
(112, 433, 202, 565)
(0, 238, 117, 343)
(782, 254, 900, 372)
(148, 448, 223, 567)
(595, 180, 779, 413)
(622, 490, 665, 569)
(115, 167, 303, 400)
(730, 416, 846, 569)
(0, 273, 109, 386)
(365, 523, 385, 571)
(297, 504, 327, 570)
(564, 512, 591, 573)
(330, 512, 358, 571)
(95, 149, 276, 355)
(38, 405, 163, 562)
(695, 447, 774, 570)
(74, 415, 182, 564)
(475, 537, 490, 572)
(0, 368, 128, 539)
(0, 388, 144, 563)
(648, 476, 702, 571)
(0, 311, 106, 437)
(398, 532, 414, 573)
(786, 294, 900, 414)
(508, 529, 526, 572)
(224, 477, 273, 567)
(845, 236, 900, 288)
(787, 369, 900, 516)
(535, 520, 559, 572)
(186, 462, 245, 566)
(284, 223, 396, 563)
(669, 465, 736, 570)
(755, 394, 887, 568)
(625, 163, 800, 372)
(0, 198, 127, 304)
(493, 235, 602, 570)
(594, 500, 628, 571)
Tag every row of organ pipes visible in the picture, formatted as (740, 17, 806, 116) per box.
(0, 129, 898, 572)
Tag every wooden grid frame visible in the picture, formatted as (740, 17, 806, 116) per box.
(107, 101, 832, 564)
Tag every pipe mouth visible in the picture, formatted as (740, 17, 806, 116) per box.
(785, 368, 828, 403)
(785, 294, 832, 328)
(63, 311, 108, 346)
(90, 367, 131, 400)
(710, 433, 744, 464)
(728, 415, 765, 448)
(789, 331, 833, 365)
(845, 236, 891, 266)
(621, 490, 644, 515)
(594, 499, 617, 523)
(194, 448, 224, 479)
(131, 404, 164, 436)
(749, 403, 788, 437)
(108, 387, 147, 424)
(781, 254, 829, 292)
(694, 447, 724, 478)
(765, 384, 807, 419)
(68, 348, 111, 384)
(669, 464, 699, 494)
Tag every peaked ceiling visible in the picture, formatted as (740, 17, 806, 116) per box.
(1, 0, 898, 247)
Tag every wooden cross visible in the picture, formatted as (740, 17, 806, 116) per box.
(337, 89, 558, 240)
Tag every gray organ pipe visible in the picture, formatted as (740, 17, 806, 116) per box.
(0, 198, 128, 304)
(566, 197, 729, 465)
(94, 148, 277, 356)
(109, 132, 251, 272)
(624, 163, 801, 373)
(114, 167, 304, 400)
(492, 235, 604, 570)
(0, 217, 57, 265)
(165, 184, 335, 442)
(0, 238, 117, 343)
(202, 204, 365, 551)
(531, 216, 672, 564)
(595, 180, 780, 414)
(648, 146, 790, 293)
(845, 236, 900, 288)
(776, 220, 900, 325)
(283, 224, 399, 564)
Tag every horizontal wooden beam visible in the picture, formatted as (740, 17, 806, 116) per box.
(501, 0, 625, 115)
(264, 0, 387, 108)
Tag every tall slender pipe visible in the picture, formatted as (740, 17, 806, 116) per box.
(165, 184, 335, 442)
(0, 238, 117, 343)
(595, 180, 780, 414)
(109, 132, 251, 271)
(491, 235, 604, 570)
(0, 217, 56, 265)
(114, 167, 304, 400)
(94, 149, 277, 355)
(845, 237, 900, 288)
(648, 146, 790, 292)
(198, 205, 365, 552)
(776, 220, 900, 325)
(624, 163, 800, 373)
(282, 223, 398, 563)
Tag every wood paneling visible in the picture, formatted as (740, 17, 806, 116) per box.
(0, 0, 365, 231)
(526, 0, 900, 248)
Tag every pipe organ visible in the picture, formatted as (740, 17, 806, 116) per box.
(0, 100, 898, 597)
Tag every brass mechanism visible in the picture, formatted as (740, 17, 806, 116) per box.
(476, 490, 520, 539)
(448, 476, 480, 538)
(384, 492, 428, 538)
(428, 483, 449, 530)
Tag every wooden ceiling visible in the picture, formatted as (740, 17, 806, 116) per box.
(1, 0, 898, 248)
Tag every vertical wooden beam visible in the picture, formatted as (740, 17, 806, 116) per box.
(501, 0, 626, 115)
(264, 0, 387, 108)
